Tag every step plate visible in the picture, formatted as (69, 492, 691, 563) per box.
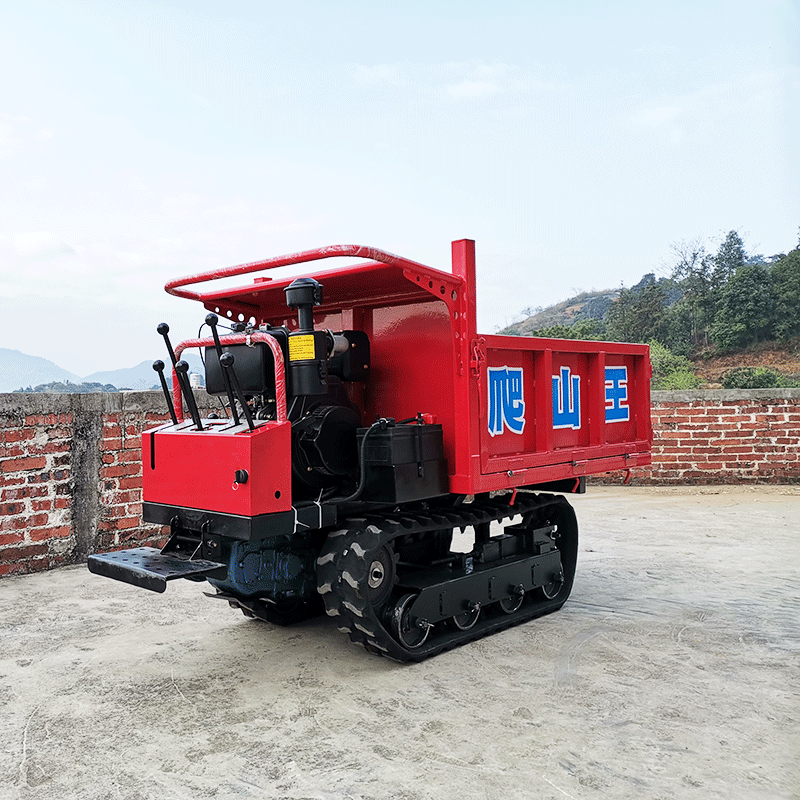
(88, 547, 227, 593)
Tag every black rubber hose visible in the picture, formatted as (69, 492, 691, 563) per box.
(334, 418, 391, 504)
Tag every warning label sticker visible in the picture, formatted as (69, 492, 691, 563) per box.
(289, 335, 316, 361)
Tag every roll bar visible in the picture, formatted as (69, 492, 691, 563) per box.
(165, 245, 436, 302)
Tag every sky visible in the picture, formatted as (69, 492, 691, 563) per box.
(1, 0, 798, 376)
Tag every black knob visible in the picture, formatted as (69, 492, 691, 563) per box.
(205, 313, 218, 327)
(220, 352, 235, 368)
(234, 469, 249, 484)
(152, 360, 165, 372)
(175, 360, 189, 374)
(157, 322, 170, 335)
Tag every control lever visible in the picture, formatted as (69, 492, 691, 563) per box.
(152, 360, 178, 424)
(205, 313, 239, 426)
(175, 360, 203, 430)
(220, 352, 255, 431)
(157, 322, 203, 430)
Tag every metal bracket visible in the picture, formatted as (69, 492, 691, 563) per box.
(470, 337, 486, 377)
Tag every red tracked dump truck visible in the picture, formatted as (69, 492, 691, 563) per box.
(88, 240, 651, 661)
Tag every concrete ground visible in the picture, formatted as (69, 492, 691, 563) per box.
(1, 486, 798, 800)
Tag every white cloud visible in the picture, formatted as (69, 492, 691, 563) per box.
(353, 63, 406, 87)
(352, 60, 528, 100)
(445, 79, 504, 99)
(5, 231, 76, 260)
(0, 113, 59, 157)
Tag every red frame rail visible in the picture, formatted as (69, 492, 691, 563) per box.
(172, 332, 287, 424)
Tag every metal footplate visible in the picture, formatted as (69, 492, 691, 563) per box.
(87, 547, 227, 593)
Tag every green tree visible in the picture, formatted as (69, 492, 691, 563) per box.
(605, 275, 672, 344)
(648, 341, 703, 389)
(667, 238, 714, 349)
(529, 319, 606, 340)
(709, 262, 775, 350)
(721, 367, 783, 389)
(710, 230, 746, 306)
(771, 248, 800, 341)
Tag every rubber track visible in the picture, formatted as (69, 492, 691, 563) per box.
(316, 494, 576, 662)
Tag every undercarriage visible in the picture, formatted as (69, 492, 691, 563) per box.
(220, 492, 578, 662)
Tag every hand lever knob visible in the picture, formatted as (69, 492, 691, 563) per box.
(152, 360, 177, 424)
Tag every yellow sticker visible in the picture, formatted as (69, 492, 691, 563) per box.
(289, 335, 316, 361)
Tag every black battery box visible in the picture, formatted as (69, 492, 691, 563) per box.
(357, 422, 449, 503)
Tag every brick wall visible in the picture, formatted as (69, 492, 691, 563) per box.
(1, 389, 799, 577)
(0, 393, 173, 577)
(602, 389, 800, 485)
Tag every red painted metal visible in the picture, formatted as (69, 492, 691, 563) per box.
(147, 239, 652, 512)
(143, 419, 291, 516)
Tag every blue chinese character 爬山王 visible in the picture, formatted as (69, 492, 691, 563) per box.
(487, 366, 526, 436)
(552, 366, 581, 430)
(604, 365, 630, 422)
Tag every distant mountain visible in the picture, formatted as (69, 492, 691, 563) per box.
(84, 353, 204, 390)
(0, 349, 82, 392)
(499, 288, 620, 335)
(0, 349, 205, 393)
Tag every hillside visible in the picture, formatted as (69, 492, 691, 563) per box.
(1, 350, 205, 393)
(692, 341, 800, 386)
(83, 356, 204, 391)
(497, 281, 800, 388)
(0, 349, 82, 393)
(500, 289, 620, 335)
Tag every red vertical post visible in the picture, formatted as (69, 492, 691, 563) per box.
(450, 239, 480, 491)
(588, 351, 606, 446)
(633, 348, 653, 443)
(534, 348, 553, 454)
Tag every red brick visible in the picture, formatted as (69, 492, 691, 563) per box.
(0, 543, 47, 561)
(30, 526, 71, 541)
(101, 464, 138, 479)
(118, 477, 142, 490)
(101, 438, 123, 451)
(23, 415, 46, 426)
(3, 429, 35, 443)
(2, 456, 47, 473)
(40, 441, 70, 455)
(0, 531, 25, 546)
(110, 490, 139, 504)
(2, 515, 32, 531)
